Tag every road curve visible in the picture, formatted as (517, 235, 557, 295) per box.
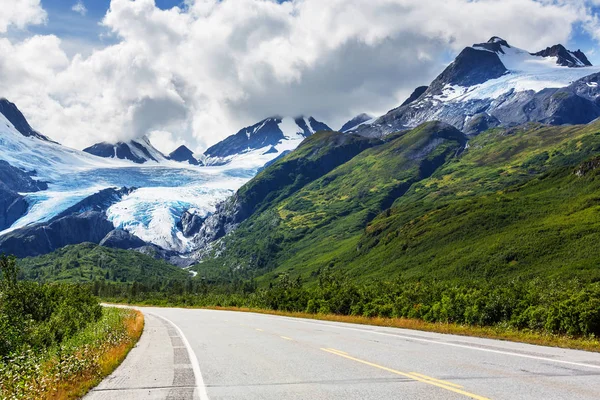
(86, 307, 600, 400)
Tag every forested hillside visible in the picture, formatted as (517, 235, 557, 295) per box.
(194, 121, 600, 286)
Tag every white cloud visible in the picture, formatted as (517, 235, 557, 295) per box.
(1, 0, 600, 152)
(72, 1, 88, 16)
(0, 0, 46, 33)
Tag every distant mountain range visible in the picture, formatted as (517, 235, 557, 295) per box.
(351, 37, 600, 137)
(0, 99, 333, 257)
(3, 35, 600, 275)
(201, 116, 331, 165)
(83, 136, 168, 164)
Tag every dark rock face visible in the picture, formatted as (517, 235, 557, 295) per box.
(0, 183, 28, 231)
(168, 145, 200, 165)
(0, 160, 49, 230)
(0, 99, 53, 141)
(340, 114, 373, 132)
(533, 45, 592, 67)
(83, 142, 147, 164)
(191, 197, 244, 250)
(204, 118, 284, 159)
(0, 211, 114, 258)
(204, 117, 332, 160)
(473, 37, 511, 53)
(99, 229, 146, 250)
(262, 146, 279, 155)
(0, 187, 137, 257)
(575, 157, 600, 177)
(83, 138, 163, 164)
(296, 117, 330, 134)
(464, 113, 501, 135)
(177, 210, 206, 237)
(0, 160, 47, 192)
(400, 86, 428, 107)
(428, 47, 507, 92)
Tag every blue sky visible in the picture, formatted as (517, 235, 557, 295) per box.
(26, 0, 186, 55)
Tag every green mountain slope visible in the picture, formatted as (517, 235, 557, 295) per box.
(17, 243, 190, 285)
(195, 121, 468, 279)
(352, 123, 600, 282)
(195, 121, 600, 285)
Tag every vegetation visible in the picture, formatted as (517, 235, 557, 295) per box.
(195, 121, 467, 281)
(108, 268, 600, 341)
(13, 121, 600, 351)
(193, 122, 600, 286)
(0, 255, 144, 399)
(18, 242, 190, 286)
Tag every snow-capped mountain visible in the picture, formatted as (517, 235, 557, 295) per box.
(83, 136, 167, 164)
(532, 44, 592, 68)
(354, 37, 600, 137)
(202, 116, 331, 165)
(168, 145, 202, 165)
(340, 114, 373, 132)
(0, 101, 285, 256)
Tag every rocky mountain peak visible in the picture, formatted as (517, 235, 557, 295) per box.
(0, 99, 54, 142)
(168, 145, 201, 165)
(472, 37, 511, 53)
(533, 44, 592, 67)
(340, 114, 373, 132)
(203, 116, 331, 163)
(83, 136, 166, 164)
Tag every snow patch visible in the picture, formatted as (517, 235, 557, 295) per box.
(278, 117, 304, 140)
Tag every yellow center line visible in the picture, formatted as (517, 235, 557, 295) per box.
(321, 348, 489, 400)
(281, 336, 294, 341)
(326, 348, 348, 355)
(255, 328, 264, 332)
(409, 372, 463, 389)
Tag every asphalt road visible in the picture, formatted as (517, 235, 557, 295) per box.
(86, 307, 600, 400)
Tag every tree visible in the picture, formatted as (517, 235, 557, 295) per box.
(0, 254, 18, 289)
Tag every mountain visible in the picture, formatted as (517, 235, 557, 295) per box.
(0, 100, 274, 255)
(353, 37, 599, 138)
(202, 116, 331, 165)
(400, 86, 429, 107)
(190, 120, 600, 286)
(533, 44, 592, 68)
(83, 136, 166, 164)
(0, 99, 53, 142)
(168, 145, 201, 165)
(340, 114, 373, 132)
(0, 187, 138, 258)
(190, 131, 381, 254)
(0, 154, 48, 231)
(191, 121, 467, 275)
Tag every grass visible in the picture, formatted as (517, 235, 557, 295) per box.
(193, 121, 600, 285)
(0, 307, 144, 400)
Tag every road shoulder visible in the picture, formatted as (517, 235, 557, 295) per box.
(85, 312, 198, 400)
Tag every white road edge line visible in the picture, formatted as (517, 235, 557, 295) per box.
(150, 312, 210, 400)
(256, 313, 600, 371)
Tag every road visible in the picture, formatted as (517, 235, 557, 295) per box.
(85, 307, 600, 400)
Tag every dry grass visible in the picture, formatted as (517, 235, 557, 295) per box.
(47, 310, 144, 400)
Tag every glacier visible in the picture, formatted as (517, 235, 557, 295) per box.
(0, 112, 291, 253)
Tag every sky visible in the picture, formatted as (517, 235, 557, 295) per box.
(2, 0, 600, 154)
